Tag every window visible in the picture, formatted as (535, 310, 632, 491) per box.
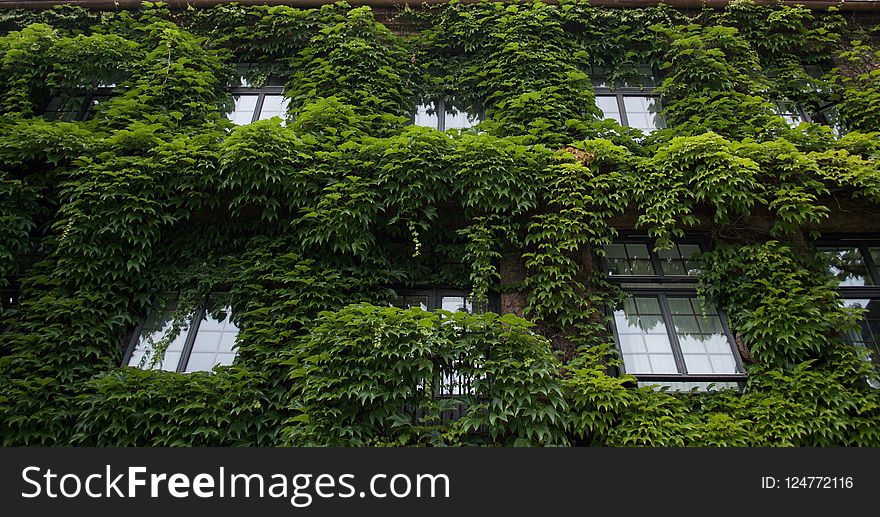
(227, 66, 289, 125)
(591, 65, 665, 133)
(773, 100, 846, 137)
(600, 238, 746, 390)
(775, 100, 810, 127)
(412, 99, 482, 131)
(123, 293, 240, 373)
(391, 288, 489, 314)
(771, 65, 847, 136)
(816, 238, 880, 379)
(391, 289, 491, 397)
(228, 88, 289, 125)
(813, 103, 846, 137)
(43, 87, 113, 122)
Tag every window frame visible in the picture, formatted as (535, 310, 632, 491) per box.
(815, 234, 880, 294)
(391, 287, 499, 314)
(600, 235, 747, 386)
(591, 65, 665, 132)
(815, 235, 880, 382)
(228, 85, 288, 125)
(411, 98, 484, 132)
(43, 86, 114, 122)
(775, 100, 813, 126)
(121, 293, 240, 373)
(391, 287, 497, 399)
(593, 89, 665, 131)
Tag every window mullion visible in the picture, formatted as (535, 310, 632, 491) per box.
(121, 321, 143, 367)
(607, 302, 626, 376)
(617, 94, 628, 127)
(177, 305, 205, 373)
(861, 245, 880, 285)
(252, 93, 266, 123)
(659, 294, 688, 375)
(648, 242, 664, 278)
(799, 105, 812, 124)
(437, 99, 445, 132)
(717, 307, 745, 375)
(77, 95, 91, 122)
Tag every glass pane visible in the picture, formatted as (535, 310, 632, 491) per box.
(444, 106, 480, 130)
(236, 64, 286, 88)
(257, 94, 289, 121)
(668, 296, 738, 375)
(595, 95, 622, 124)
(44, 96, 86, 122)
(228, 94, 259, 125)
(870, 247, 880, 277)
(602, 243, 628, 275)
(639, 381, 741, 392)
(413, 102, 440, 129)
(590, 66, 610, 88)
(441, 296, 468, 313)
(658, 243, 702, 276)
(403, 296, 429, 311)
(614, 295, 678, 374)
(816, 105, 846, 137)
(601, 243, 655, 276)
(775, 101, 806, 127)
(623, 96, 664, 133)
(635, 297, 661, 315)
(626, 243, 654, 276)
(843, 299, 880, 376)
(184, 305, 240, 373)
(127, 298, 191, 371)
(818, 247, 873, 286)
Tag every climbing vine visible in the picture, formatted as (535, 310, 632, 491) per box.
(0, 0, 879, 446)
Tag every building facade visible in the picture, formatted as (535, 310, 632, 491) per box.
(0, 0, 879, 446)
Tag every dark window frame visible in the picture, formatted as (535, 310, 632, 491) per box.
(815, 234, 880, 296)
(391, 287, 500, 314)
(770, 64, 848, 135)
(43, 86, 114, 122)
(775, 100, 813, 126)
(590, 65, 665, 132)
(600, 235, 747, 386)
(391, 287, 497, 399)
(815, 235, 880, 382)
(121, 293, 240, 373)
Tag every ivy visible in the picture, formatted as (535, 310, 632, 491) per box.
(284, 305, 567, 446)
(0, 1, 878, 447)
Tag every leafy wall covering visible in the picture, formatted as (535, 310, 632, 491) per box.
(0, 0, 879, 446)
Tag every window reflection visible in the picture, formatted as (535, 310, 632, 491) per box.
(615, 296, 677, 374)
(818, 247, 873, 286)
(227, 92, 289, 125)
(126, 294, 240, 373)
(412, 99, 482, 131)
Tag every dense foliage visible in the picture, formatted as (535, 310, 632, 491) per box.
(1, 0, 879, 446)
